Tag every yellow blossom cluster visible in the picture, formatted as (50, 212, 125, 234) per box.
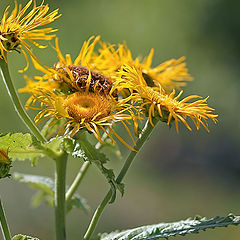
(0, 1, 217, 148)
(20, 36, 217, 147)
(19, 37, 139, 149)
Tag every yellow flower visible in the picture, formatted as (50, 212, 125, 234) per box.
(114, 64, 218, 132)
(31, 90, 137, 150)
(20, 36, 139, 149)
(93, 42, 193, 92)
(0, 0, 60, 71)
(19, 75, 59, 108)
(20, 36, 119, 103)
(91, 41, 133, 75)
(19, 36, 100, 103)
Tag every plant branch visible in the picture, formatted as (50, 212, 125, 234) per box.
(83, 120, 157, 240)
(66, 133, 107, 202)
(0, 57, 46, 142)
(66, 161, 91, 202)
(0, 198, 11, 240)
(55, 153, 68, 240)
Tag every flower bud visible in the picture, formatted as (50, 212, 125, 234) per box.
(0, 149, 12, 179)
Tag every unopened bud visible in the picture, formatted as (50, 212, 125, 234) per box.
(0, 149, 12, 179)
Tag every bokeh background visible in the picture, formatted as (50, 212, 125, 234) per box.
(0, 0, 240, 239)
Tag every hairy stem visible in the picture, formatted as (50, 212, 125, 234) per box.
(83, 120, 156, 240)
(0, 57, 46, 142)
(0, 198, 11, 240)
(55, 153, 68, 240)
(66, 161, 91, 202)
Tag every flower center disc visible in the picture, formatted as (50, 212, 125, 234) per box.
(54, 64, 118, 100)
(77, 98, 95, 110)
(64, 92, 111, 122)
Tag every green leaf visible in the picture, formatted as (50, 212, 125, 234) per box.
(74, 136, 109, 164)
(14, 172, 89, 213)
(93, 160, 124, 203)
(42, 137, 64, 157)
(0, 133, 72, 163)
(100, 214, 240, 240)
(41, 136, 77, 158)
(66, 195, 90, 214)
(77, 135, 123, 203)
(0, 133, 43, 163)
(31, 190, 53, 207)
(12, 234, 39, 240)
(41, 119, 65, 139)
(97, 138, 122, 161)
(14, 172, 55, 206)
(14, 173, 55, 194)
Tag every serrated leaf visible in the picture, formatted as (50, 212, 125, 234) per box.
(74, 136, 109, 163)
(77, 135, 123, 203)
(0, 133, 44, 162)
(12, 234, 39, 240)
(14, 172, 89, 213)
(97, 138, 122, 161)
(100, 214, 240, 240)
(14, 173, 55, 193)
(72, 143, 88, 160)
(14, 172, 55, 208)
(0, 133, 72, 163)
(66, 194, 90, 214)
(61, 138, 76, 154)
(42, 137, 63, 156)
(41, 136, 77, 158)
(93, 161, 124, 203)
(14, 173, 55, 206)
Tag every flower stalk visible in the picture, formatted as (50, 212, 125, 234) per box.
(0, 56, 46, 142)
(55, 153, 68, 240)
(66, 135, 107, 202)
(0, 198, 11, 240)
(66, 161, 91, 202)
(83, 119, 157, 240)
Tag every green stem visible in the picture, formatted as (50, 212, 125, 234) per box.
(0, 57, 46, 142)
(66, 133, 105, 202)
(83, 120, 157, 240)
(55, 153, 68, 240)
(65, 161, 91, 202)
(0, 198, 11, 240)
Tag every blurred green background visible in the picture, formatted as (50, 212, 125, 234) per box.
(0, 0, 240, 239)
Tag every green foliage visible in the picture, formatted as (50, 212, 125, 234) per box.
(75, 135, 124, 203)
(92, 160, 124, 204)
(67, 195, 90, 214)
(14, 172, 89, 213)
(100, 214, 240, 240)
(41, 136, 75, 159)
(0, 159, 11, 179)
(96, 136, 123, 161)
(41, 119, 66, 140)
(0, 133, 43, 163)
(74, 136, 109, 163)
(14, 173, 54, 206)
(0, 132, 77, 164)
(12, 234, 39, 240)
